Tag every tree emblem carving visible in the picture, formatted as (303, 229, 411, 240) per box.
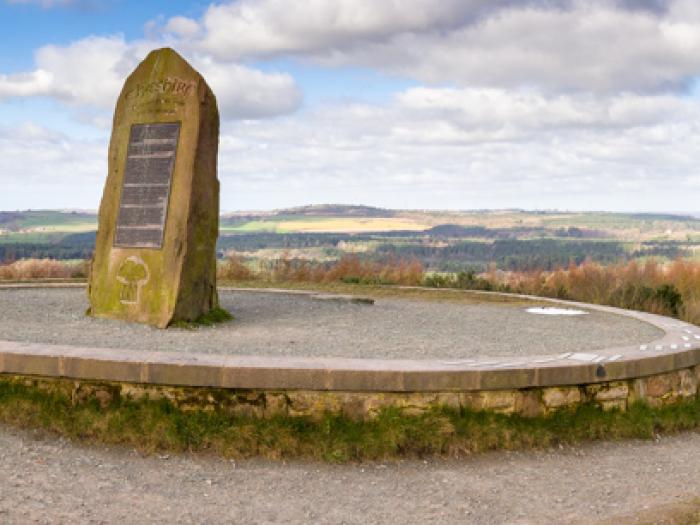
(116, 256, 150, 305)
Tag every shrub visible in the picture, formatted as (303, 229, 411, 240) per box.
(217, 252, 256, 281)
(654, 284, 683, 317)
(0, 258, 87, 280)
(439, 259, 697, 323)
(423, 273, 455, 288)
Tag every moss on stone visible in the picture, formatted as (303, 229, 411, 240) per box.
(88, 47, 219, 328)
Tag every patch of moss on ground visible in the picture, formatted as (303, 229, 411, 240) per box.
(170, 307, 233, 329)
(2, 378, 700, 462)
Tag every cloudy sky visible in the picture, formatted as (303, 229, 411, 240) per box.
(1, 0, 700, 212)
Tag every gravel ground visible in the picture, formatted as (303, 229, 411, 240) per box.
(0, 288, 663, 359)
(0, 424, 699, 524)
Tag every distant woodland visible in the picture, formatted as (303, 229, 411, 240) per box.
(0, 206, 698, 272)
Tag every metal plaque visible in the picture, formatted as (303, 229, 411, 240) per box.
(114, 122, 180, 249)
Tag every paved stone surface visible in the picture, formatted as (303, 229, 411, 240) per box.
(0, 424, 699, 524)
(0, 288, 662, 360)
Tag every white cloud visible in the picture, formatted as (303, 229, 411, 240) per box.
(0, 35, 302, 120)
(195, 58, 302, 119)
(0, 122, 105, 209)
(197, 0, 472, 60)
(165, 16, 200, 38)
(0, 36, 147, 107)
(33, 36, 137, 107)
(194, 0, 700, 93)
(209, 86, 700, 210)
(0, 121, 64, 142)
(2, 87, 700, 211)
(0, 70, 53, 98)
(375, 5, 700, 93)
(395, 88, 696, 134)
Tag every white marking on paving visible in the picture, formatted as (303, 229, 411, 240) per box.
(441, 359, 476, 365)
(685, 343, 693, 349)
(593, 356, 606, 363)
(694, 335, 700, 340)
(608, 355, 623, 362)
(685, 329, 693, 334)
(655, 345, 663, 351)
(558, 352, 573, 359)
(682, 336, 690, 341)
(530, 357, 561, 364)
(640, 345, 648, 351)
(568, 353, 599, 362)
(671, 344, 679, 350)
(526, 307, 588, 316)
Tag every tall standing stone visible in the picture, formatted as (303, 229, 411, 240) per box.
(88, 48, 219, 328)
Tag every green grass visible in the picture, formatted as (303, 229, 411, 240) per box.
(0, 232, 68, 244)
(540, 212, 700, 231)
(2, 378, 700, 461)
(169, 307, 233, 329)
(0, 210, 96, 231)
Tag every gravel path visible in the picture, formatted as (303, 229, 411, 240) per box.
(0, 288, 663, 359)
(1, 424, 699, 524)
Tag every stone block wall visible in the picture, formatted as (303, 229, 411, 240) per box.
(3, 364, 700, 421)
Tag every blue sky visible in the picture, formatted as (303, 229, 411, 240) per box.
(0, 2, 181, 70)
(1, 0, 700, 212)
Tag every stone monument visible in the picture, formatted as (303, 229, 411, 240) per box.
(88, 48, 220, 328)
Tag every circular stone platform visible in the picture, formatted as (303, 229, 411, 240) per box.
(0, 287, 662, 360)
(1, 283, 700, 418)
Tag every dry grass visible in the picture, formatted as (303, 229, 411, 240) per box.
(217, 253, 256, 281)
(219, 252, 424, 286)
(218, 254, 700, 323)
(275, 217, 428, 233)
(0, 258, 88, 281)
(7, 255, 700, 325)
(222, 217, 430, 233)
(479, 259, 700, 323)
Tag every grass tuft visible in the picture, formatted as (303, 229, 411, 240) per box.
(3, 379, 700, 461)
(170, 307, 233, 329)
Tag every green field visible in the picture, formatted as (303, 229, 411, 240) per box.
(0, 210, 96, 232)
(221, 217, 429, 233)
(2, 206, 699, 271)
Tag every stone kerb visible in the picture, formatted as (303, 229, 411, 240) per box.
(2, 284, 700, 419)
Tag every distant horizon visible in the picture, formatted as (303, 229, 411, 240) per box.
(2, 205, 699, 218)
